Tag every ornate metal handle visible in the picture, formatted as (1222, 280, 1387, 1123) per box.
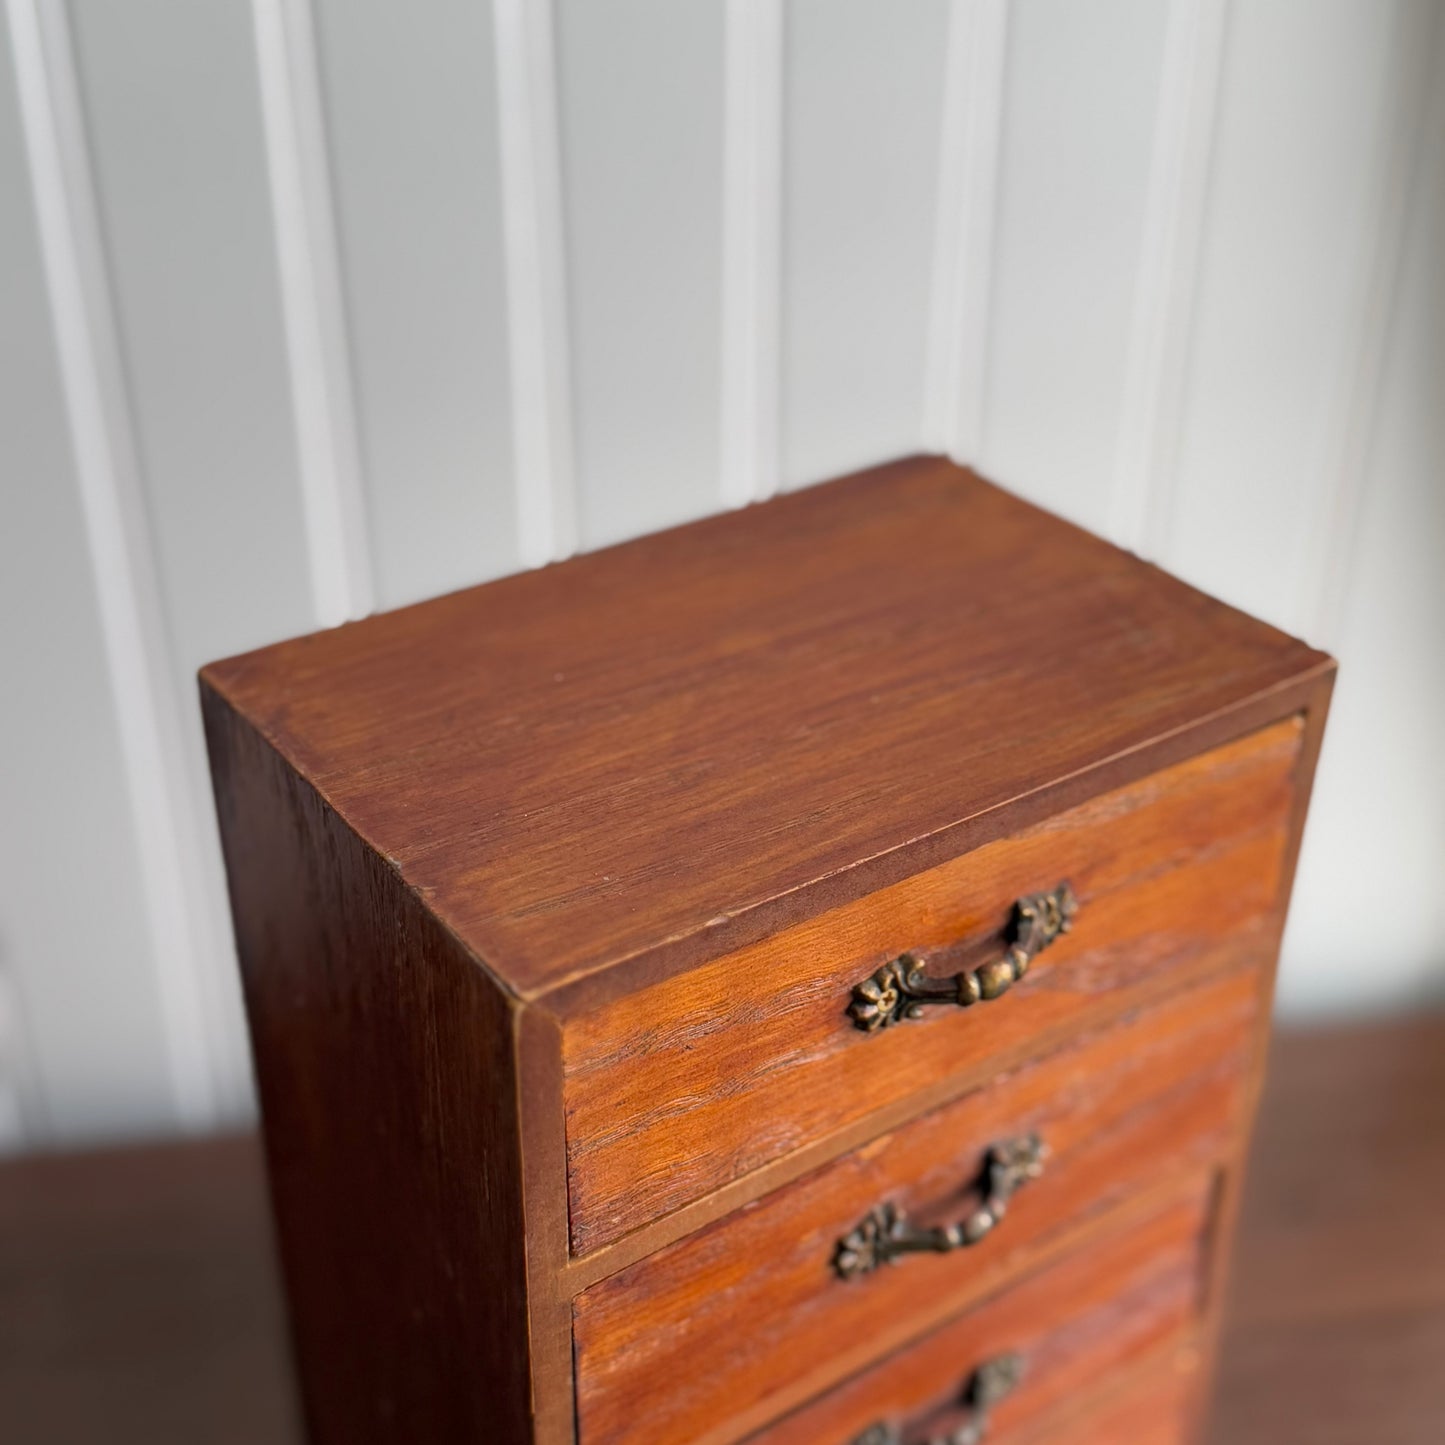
(851, 1353, 1025, 1445)
(848, 884, 1077, 1033)
(834, 1134, 1046, 1280)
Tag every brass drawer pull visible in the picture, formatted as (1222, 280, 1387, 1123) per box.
(834, 1134, 1046, 1280)
(848, 884, 1077, 1033)
(851, 1353, 1025, 1445)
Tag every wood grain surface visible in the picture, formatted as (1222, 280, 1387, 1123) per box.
(0, 1137, 300, 1445)
(1204, 1015, 1445, 1445)
(748, 1186, 1212, 1445)
(200, 456, 1330, 1007)
(572, 970, 1256, 1445)
(1018, 1354, 1201, 1445)
(3, 1015, 1437, 1445)
(192, 455, 1335, 1442)
(202, 695, 538, 1445)
(563, 721, 1298, 1254)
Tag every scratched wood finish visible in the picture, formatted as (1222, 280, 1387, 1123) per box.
(201, 693, 538, 1445)
(572, 970, 1256, 1445)
(564, 722, 1299, 1254)
(746, 1187, 1212, 1445)
(201, 457, 1330, 1008)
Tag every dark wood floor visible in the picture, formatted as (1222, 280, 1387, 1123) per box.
(2, 1015, 1442, 1444)
(1206, 1014, 1445, 1444)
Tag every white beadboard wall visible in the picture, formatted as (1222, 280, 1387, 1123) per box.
(1, 0, 1442, 1149)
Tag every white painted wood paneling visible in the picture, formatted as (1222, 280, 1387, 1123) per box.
(781, 0, 948, 489)
(65, 0, 333, 1118)
(67, 0, 317, 664)
(252, 0, 374, 626)
(1280, 3, 1445, 1018)
(494, 0, 578, 567)
(1162, 0, 1413, 633)
(556, 0, 726, 545)
(1109, 0, 1228, 552)
(980, 0, 1174, 534)
(1298, 0, 1442, 651)
(719, 0, 782, 506)
(0, 10, 186, 1142)
(312, 0, 522, 604)
(925, 0, 1008, 460)
(2, 0, 1441, 1144)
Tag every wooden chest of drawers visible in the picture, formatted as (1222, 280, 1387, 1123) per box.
(202, 457, 1332, 1445)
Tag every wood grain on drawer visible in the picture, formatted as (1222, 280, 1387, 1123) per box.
(745, 1185, 1212, 1445)
(572, 970, 1254, 1445)
(1014, 1352, 1203, 1445)
(563, 720, 1300, 1255)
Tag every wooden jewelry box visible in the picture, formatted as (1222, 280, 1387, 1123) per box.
(202, 456, 1333, 1445)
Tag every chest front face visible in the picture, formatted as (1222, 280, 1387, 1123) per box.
(202, 458, 1333, 1445)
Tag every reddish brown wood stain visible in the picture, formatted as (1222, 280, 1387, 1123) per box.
(200, 457, 1334, 1444)
(746, 1187, 1213, 1445)
(202, 457, 1329, 1008)
(202, 694, 535, 1445)
(563, 719, 1300, 1254)
(573, 971, 1255, 1445)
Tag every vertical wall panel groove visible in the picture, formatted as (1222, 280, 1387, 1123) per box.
(782, 0, 949, 489)
(251, 0, 375, 625)
(923, 0, 1009, 460)
(1301, 0, 1440, 648)
(979, 0, 1175, 531)
(5, 0, 218, 1128)
(1280, 3, 1445, 1015)
(1109, 0, 1229, 554)
(719, 0, 782, 507)
(311, 0, 517, 607)
(1162, 0, 1410, 633)
(3, 0, 1441, 1138)
(494, 0, 578, 566)
(555, 0, 725, 546)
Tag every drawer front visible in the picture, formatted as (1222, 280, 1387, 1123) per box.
(799, 1360, 1203, 1445)
(1011, 1354, 1203, 1445)
(572, 970, 1254, 1445)
(563, 720, 1299, 1253)
(745, 1186, 1212, 1445)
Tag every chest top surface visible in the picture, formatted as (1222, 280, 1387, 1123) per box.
(201, 456, 1329, 1003)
